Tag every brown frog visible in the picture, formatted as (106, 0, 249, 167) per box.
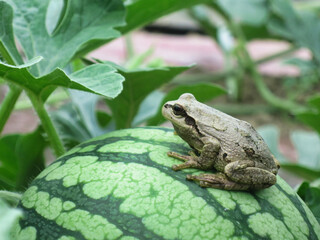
(162, 93, 280, 191)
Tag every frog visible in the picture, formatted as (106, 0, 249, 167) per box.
(162, 93, 280, 191)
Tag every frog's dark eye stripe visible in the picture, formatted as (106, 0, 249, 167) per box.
(172, 104, 186, 116)
(185, 116, 195, 125)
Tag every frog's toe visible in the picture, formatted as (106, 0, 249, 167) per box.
(172, 164, 180, 171)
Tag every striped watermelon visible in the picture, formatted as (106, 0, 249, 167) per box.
(12, 127, 320, 240)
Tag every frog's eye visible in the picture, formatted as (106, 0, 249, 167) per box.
(172, 104, 186, 116)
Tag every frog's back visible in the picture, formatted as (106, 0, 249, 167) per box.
(196, 107, 275, 167)
(224, 119, 277, 169)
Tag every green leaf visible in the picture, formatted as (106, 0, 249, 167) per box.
(290, 131, 320, 171)
(257, 125, 287, 163)
(45, 0, 64, 35)
(217, 0, 268, 26)
(297, 181, 320, 224)
(119, 0, 210, 34)
(106, 64, 192, 129)
(0, 135, 19, 190)
(78, 0, 211, 56)
(132, 90, 165, 126)
(51, 90, 109, 149)
(0, 128, 46, 191)
(0, 1, 23, 64)
(296, 112, 320, 134)
(268, 0, 320, 63)
(6, 0, 125, 76)
(147, 83, 226, 126)
(295, 95, 320, 134)
(308, 95, 320, 111)
(0, 61, 124, 100)
(258, 125, 320, 181)
(0, 198, 22, 240)
(15, 127, 46, 190)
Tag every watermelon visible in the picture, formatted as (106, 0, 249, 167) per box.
(12, 127, 320, 240)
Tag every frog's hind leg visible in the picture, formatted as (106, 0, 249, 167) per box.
(186, 173, 253, 191)
(224, 160, 277, 190)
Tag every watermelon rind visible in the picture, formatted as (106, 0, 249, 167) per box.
(12, 127, 320, 240)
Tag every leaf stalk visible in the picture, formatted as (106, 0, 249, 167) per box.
(0, 84, 22, 134)
(27, 91, 65, 157)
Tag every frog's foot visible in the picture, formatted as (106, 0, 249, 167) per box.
(167, 151, 201, 171)
(186, 173, 252, 191)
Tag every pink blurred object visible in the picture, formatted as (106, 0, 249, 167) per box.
(89, 31, 311, 77)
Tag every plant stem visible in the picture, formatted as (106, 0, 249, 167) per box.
(231, 23, 307, 112)
(0, 43, 23, 134)
(255, 46, 300, 65)
(27, 92, 65, 157)
(14, 90, 70, 110)
(0, 84, 22, 133)
(125, 34, 135, 60)
(0, 190, 22, 207)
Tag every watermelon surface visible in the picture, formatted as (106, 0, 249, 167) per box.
(12, 127, 320, 240)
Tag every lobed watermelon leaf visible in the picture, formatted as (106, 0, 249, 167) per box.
(0, 0, 126, 101)
(0, 1, 23, 65)
(5, 0, 125, 76)
(0, 60, 125, 101)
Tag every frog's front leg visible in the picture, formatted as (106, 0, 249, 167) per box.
(168, 137, 220, 171)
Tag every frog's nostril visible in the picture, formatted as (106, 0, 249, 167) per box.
(164, 104, 171, 108)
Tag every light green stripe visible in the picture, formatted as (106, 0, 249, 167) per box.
(36, 154, 240, 239)
(11, 222, 37, 240)
(297, 196, 320, 239)
(21, 186, 123, 240)
(58, 236, 76, 240)
(254, 178, 309, 240)
(92, 128, 182, 144)
(248, 213, 294, 240)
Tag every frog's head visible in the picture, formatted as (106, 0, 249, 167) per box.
(162, 93, 196, 125)
(162, 93, 204, 146)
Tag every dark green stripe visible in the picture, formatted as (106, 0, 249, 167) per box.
(275, 184, 318, 240)
(31, 177, 165, 240)
(19, 204, 85, 240)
